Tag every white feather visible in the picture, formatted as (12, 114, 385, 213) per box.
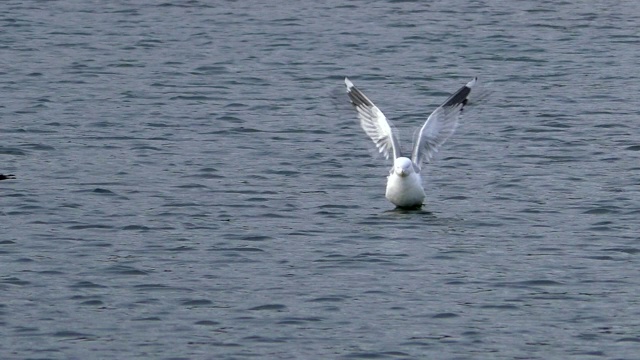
(345, 78, 401, 160)
(344, 76, 482, 208)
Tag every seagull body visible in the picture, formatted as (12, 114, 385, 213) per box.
(385, 156, 425, 208)
(345, 77, 477, 208)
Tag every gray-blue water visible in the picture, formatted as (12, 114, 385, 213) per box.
(2, 1, 640, 359)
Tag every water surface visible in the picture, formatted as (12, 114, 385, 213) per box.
(2, 0, 640, 359)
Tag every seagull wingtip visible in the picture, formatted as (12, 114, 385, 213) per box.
(344, 77, 353, 89)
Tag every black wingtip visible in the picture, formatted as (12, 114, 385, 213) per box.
(345, 80, 374, 108)
(0, 174, 16, 180)
(441, 80, 474, 108)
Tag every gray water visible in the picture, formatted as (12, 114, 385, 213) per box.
(2, 0, 640, 359)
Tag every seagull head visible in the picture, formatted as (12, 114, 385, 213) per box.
(393, 157, 414, 177)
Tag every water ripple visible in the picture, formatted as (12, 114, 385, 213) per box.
(3, 0, 640, 359)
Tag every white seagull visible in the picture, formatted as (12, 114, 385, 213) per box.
(345, 77, 478, 209)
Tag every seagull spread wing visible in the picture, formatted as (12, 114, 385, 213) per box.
(411, 78, 477, 171)
(345, 77, 401, 160)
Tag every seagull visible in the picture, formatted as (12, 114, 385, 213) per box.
(345, 77, 477, 209)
